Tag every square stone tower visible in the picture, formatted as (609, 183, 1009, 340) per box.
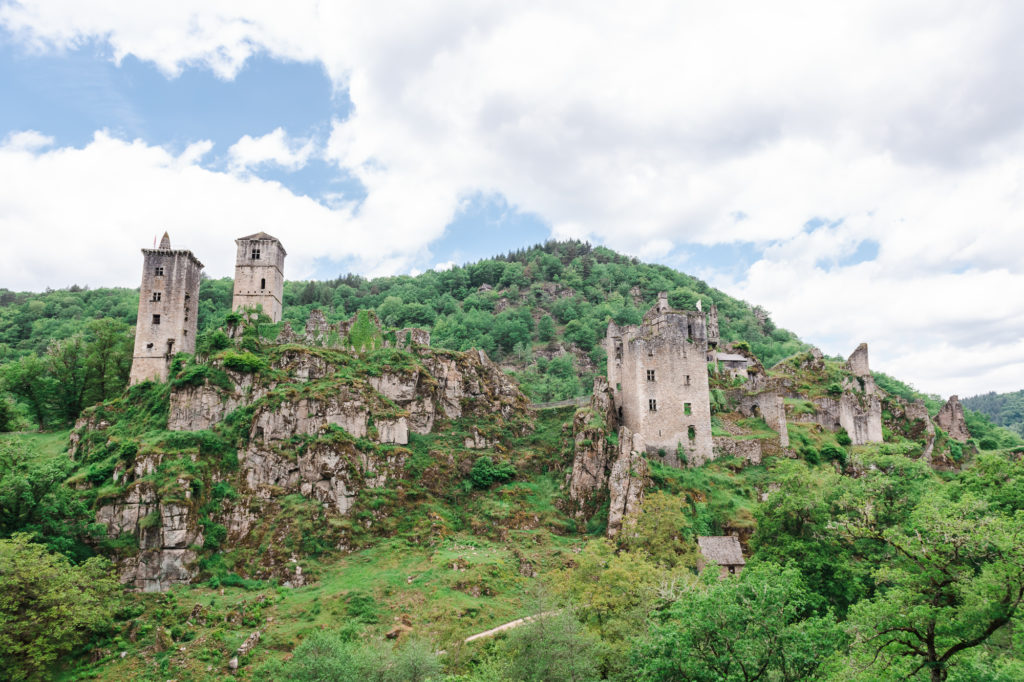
(232, 232, 286, 322)
(606, 292, 716, 465)
(130, 232, 204, 384)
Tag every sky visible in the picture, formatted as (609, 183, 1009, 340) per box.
(0, 1, 1022, 398)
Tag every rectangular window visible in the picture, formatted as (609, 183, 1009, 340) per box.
(251, 248, 261, 260)
(649, 399, 657, 412)
(154, 266, 164, 276)
(616, 383, 621, 391)
(647, 369, 656, 381)
(684, 402, 692, 415)
(260, 277, 266, 289)
(152, 292, 161, 302)
(688, 425, 696, 441)
(152, 314, 161, 325)
(685, 375, 691, 386)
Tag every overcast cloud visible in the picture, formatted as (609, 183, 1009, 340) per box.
(0, 0, 1022, 396)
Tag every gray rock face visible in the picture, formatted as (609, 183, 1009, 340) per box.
(936, 395, 970, 443)
(96, 482, 202, 592)
(712, 437, 763, 464)
(606, 428, 649, 539)
(567, 379, 620, 515)
(91, 342, 529, 591)
(905, 399, 936, 460)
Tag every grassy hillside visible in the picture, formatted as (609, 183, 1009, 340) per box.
(2, 241, 1024, 681)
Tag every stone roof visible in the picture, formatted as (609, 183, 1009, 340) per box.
(716, 353, 749, 363)
(697, 536, 745, 566)
(239, 231, 280, 241)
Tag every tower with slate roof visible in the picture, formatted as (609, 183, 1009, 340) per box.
(232, 232, 286, 322)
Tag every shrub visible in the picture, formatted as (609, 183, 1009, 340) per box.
(220, 350, 266, 373)
(821, 443, 847, 467)
(836, 429, 852, 446)
(469, 455, 516, 489)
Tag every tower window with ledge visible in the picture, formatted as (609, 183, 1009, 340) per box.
(251, 247, 261, 260)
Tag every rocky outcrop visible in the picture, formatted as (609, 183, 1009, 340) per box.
(96, 481, 202, 592)
(904, 399, 936, 460)
(81, 328, 530, 591)
(242, 442, 401, 515)
(795, 392, 883, 445)
(606, 427, 649, 538)
(567, 378, 619, 514)
(936, 395, 970, 443)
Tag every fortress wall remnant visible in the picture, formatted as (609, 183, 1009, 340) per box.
(130, 233, 203, 384)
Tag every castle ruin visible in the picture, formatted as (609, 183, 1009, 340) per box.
(129, 232, 203, 384)
(231, 232, 286, 322)
(606, 292, 718, 465)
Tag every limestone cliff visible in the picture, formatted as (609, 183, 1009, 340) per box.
(567, 379, 649, 537)
(73, 333, 529, 592)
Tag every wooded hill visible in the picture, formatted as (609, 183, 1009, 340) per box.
(1, 240, 1023, 682)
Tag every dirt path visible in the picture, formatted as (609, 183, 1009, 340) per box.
(463, 611, 560, 643)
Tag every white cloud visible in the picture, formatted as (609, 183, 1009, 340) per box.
(228, 128, 315, 173)
(3, 129, 54, 151)
(3, 1, 1024, 395)
(0, 130, 365, 288)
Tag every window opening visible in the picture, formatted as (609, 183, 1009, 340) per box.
(154, 266, 164, 276)
(152, 292, 161, 302)
(616, 383, 621, 391)
(647, 369, 656, 381)
(251, 248, 261, 260)
(685, 374, 691, 386)
(684, 402, 692, 416)
(649, 399, 657, 412)
(152, 314, 161, 324)
(261, 277, 266, 289)
(688, 425, 696, 441)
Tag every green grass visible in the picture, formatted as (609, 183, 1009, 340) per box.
(0, 429, 71, 461)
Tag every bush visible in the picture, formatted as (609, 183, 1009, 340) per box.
(469, 455, 516, 489)
(821, 443, 847, 467)
(220, 350, 267, 373)
(836, 429, 852, 446)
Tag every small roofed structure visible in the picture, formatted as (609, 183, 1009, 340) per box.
(696, 536, 746, 578)
(716, 352, 750, 380)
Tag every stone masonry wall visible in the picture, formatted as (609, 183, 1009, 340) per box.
(130, 237, 203, 385)
(232, 235, 286, 322)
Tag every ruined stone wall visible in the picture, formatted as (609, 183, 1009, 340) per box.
(130, 244, 203, 384)
(232, 236, 286, 322)
(936, 395, 970, 442)
(608, 307, 713, 465)
(734, 391, 790, 448)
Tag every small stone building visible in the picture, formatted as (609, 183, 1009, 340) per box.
(129, 232, 203, 384)
(606, 292, 718, 466)
(232, 232, 286, 322)
(696, 535, 746, 578)
(717, 352, 750, 380)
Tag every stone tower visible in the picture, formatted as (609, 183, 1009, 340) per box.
(606, 292, 715, 466)
(129, 232, 203, 384)
(232, 232, 286, 322)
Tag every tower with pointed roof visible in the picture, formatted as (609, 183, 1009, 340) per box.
(232, 232, 286, 322)
(129, 232, 204, 384)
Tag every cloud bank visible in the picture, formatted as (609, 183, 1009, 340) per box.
(2, 1, 1023, 395)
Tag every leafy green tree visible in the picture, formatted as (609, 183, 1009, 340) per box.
(498, 608, 603, 682)
(537, 315, 555, 342)
(1, 355, 54, 429)
(618, 490, 699, 569)
(633, 562, 845, 681)
(0, 534, 120, 681)
(843, 493, 1024, 682)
